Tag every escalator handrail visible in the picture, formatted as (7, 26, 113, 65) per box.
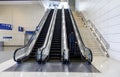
(61, 8, 69, 62)
(13, 9, 50, 62)
(85, 47, 93, 62)
(46, 9, 59, 61)
(37, 9, 58, 62)
(42, 9, 57, 50)
(13, 47, 24, 62)
(68, 9, 93, 62)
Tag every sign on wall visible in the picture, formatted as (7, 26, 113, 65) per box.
(0, 23, 13, 30)
(25, 31, 35, 34)
(3, 36, 12, 41)
(18, 26, 24, 32)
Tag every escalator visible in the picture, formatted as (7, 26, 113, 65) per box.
(13, 9, 55, 63)
(5, 9, 93, 72)
(48, 9, 62, 62)
(30, 9, 54, 58)
(64, 9, 84, 62)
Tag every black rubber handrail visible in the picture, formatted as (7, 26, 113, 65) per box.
(37, 47, 45, 64)
(13, 47, 25, 62)
(87, 48, 93, 62)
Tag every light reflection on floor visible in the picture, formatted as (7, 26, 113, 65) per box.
(5, 62, 100, 72)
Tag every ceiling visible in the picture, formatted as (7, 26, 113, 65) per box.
(0, 0, 63, 1)
(0, 0, 68, 5)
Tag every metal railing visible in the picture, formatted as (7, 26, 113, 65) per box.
(87, 20, 109, 57)
(13, 9, 50, 63)
(76, 11, 109, 57)
(36, 9, 58, 63)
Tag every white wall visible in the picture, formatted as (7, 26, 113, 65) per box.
(0, 4, 45, 46)
(41, 0, 50, 10)
(68, 0, 75, 11)
(75, 0, 120, 61)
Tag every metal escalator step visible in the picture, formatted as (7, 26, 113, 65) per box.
(50, 48, 61, 50)
(29, 55, 36, 58)
(52, 38, 61, 40)
(49, 57, 61, 59)
(51, 43, 61, 45)
(51, 41, 60, 42)
(50, 54, 61, 56)
(48, 59, 61, 62)
(51, 44, 61, 46)
(50, 50, 61, 54)
(35, 44, 42, 46)
(35, 42, 43, 44)
(37, 41, 44, 43)
(33, 47, 38, 49)
(51, 47, 61, 48)
(50, 52, 61, 54)
(37, 38, 44, 40)
(32, 49, 37, 51)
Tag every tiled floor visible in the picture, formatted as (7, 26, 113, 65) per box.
(0, 12, 120, 77)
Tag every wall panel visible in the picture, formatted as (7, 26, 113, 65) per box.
(75, 0, 120, 61)
(0, 4, 45, 46)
